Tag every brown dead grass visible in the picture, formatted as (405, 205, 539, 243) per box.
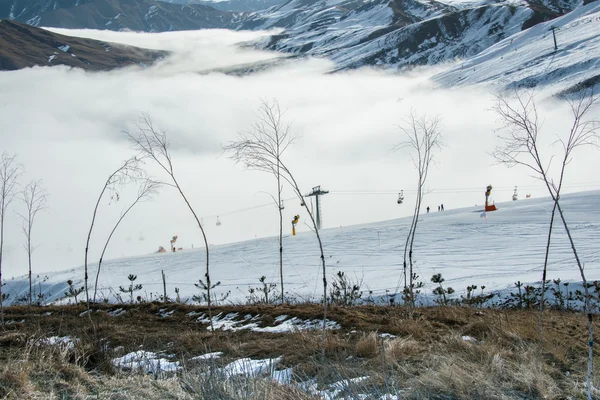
(0, 303, 598, 399)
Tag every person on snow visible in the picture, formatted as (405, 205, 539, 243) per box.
(426, 206, 430, 213)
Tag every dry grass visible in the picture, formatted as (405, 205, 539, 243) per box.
(0, 303, 598, 399)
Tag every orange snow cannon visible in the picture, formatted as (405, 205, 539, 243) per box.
(485, 184, 497, 212)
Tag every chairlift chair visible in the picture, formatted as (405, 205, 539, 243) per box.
(397, 190, 404, 204)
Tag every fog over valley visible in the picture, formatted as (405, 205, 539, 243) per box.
(0, 28, 598, 277)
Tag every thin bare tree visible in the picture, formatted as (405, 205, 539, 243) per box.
(281, 162, 329, 359)
(0, 152, 22, 324)
(124, 115, 215, 330)
(492, 89, 599, 400)
(93, 178, 161, 302)
(224, 101, 329, 359)
(19, 180, 48, 305)
(84, 157, 143, 310)
(394, 112, 442, 308)
(223, 99, 296, 304)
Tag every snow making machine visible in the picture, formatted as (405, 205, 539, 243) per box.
(485, 185, 497, 212)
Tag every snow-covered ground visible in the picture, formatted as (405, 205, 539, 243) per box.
(433, 1, 600, 94)
(4, 190, 599, 305)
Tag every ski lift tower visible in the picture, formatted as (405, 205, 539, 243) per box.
(305, 185, 329, 230)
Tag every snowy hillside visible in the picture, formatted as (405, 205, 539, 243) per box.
(433, 0, 600, 94)
(4, 190, 599, 306)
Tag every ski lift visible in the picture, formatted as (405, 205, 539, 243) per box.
(397, 190, 404, 204)
(216, 216, 222, 226)
(512, 186, 518, 201)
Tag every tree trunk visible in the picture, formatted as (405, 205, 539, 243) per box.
(538, 202, 557, 342)
(0, 209, 4, 325)
(278, 175, 284, 303)
(162, 270, 167, 304)
(171, 176, 212, 330)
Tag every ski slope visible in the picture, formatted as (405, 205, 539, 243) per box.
(433, 1, 600, 94)
(4, 190, 600, 305)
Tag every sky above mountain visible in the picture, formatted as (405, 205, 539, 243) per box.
(1, 27, 598, 277)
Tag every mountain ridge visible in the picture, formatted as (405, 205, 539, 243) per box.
(0, 19, 168, 70)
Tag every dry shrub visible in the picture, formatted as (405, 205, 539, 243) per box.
(0, 363, 30, 398)
(384, 336, 421, 361)
(324, 333, 349, 355)
(355, 332, 378, 358)
(406, 333, 561, 399)
(0, 332, 28, 347)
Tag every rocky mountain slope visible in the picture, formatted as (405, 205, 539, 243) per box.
(241, 0, 586, 70)
(161, 0, 285, 12)
(1, 0, 244, 31)
(432, 0, 600, 94)
(0, 19, 167, 70)
(0, 0, 597, 93)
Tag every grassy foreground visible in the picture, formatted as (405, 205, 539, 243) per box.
(0, 303, 598, 399)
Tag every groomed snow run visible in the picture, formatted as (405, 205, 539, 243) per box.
(3, 191, 599, 305)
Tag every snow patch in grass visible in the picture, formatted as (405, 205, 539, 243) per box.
(158, 308, 174, 318)
(108, 308, 126, 316)
(191, 351, 223, 361)
(113, 350, 180, 374)
(221, 356, 282, 378)
(198, 312, 341, 332)
(39, 336, 78, 349)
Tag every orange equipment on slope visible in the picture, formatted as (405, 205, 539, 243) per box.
(292, 215, 300, 236)
(485, 185, 497, 212)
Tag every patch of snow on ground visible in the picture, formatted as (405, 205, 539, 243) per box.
(108, 308, 127, 316)
(158, 308, 174, 317)
(58, 45, 70, 52)
(191, 351, 223, 360)
(221, 356, 282, 378)
(113, 350, 180, 374)
(39, 336, 78, 349)
(48, 55, 56, 63)
(198, 312, 340, 332)
(271, 367, 293, 384)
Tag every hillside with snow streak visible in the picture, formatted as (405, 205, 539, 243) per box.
(3, 190, 599, 305)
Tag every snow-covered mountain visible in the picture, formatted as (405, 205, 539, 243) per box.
(433, 0, 600, 94)
(1, 0, 590, 61)
(160, 0, 286, 12)
(1, 0, 598, 91)
(1, 0, 245, 31)
(240, 0, 586, 69)
(4, 191, 599, 306)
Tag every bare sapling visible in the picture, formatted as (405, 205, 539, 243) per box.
(223, 99, 296, 304)
(92, 178, 161, 302)
(492, 89, 599, 399)
(224, 100, 328, 359)
(84, 157, 143, 311)
(394, 112, 442, 309)
(0, 152, 22, 324)
(19, 180, 48, 305)
(125, 114, 214, 330)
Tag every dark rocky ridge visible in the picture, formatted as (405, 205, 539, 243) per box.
(0, 19, 168, 70)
